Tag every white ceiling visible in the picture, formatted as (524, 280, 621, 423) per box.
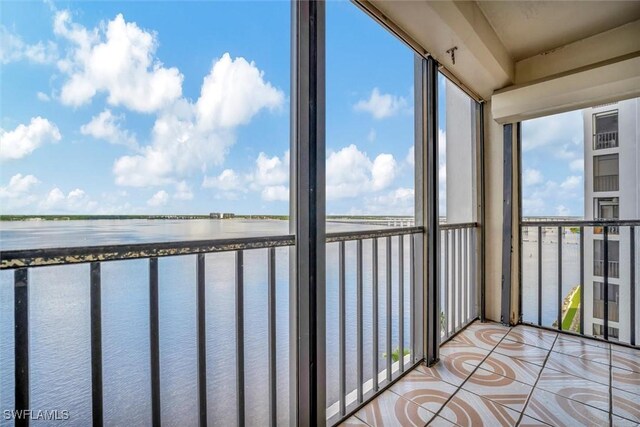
(476, 1, 640, 60)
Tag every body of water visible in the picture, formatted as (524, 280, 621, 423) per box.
(0, 219, 414, 426)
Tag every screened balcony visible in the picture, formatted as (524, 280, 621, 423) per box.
(1, 1, 640, 427)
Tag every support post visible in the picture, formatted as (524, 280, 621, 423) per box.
(501, 123, 513, 325)
(290, 1, 326, 424)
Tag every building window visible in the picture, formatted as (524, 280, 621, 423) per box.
(593, 111, 618, 149)
(593, 324, 619, 340)
(593, 154, 619, 192)
(592, 281, 619, 322)
(593, 240, 619, 278)
(594, 197, 619, 234)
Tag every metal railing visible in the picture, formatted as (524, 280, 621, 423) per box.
(593, 300, 619, 323)
(594, 131, 618, 149)
(440, 223, 479, 342)
(594, 174, 619, 192)
(1, 226, 426, 426)
(325, 226, 424, 424)
(520, 220, 639, 346)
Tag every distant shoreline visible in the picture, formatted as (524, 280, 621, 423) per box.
(0, 214, 414, 222)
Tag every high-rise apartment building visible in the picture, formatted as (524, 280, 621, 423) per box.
(583, 98, 640, 342)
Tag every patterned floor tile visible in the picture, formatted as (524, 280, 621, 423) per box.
(439, 388, 520, 427)
(461, 369, 533, 412)
(535, 367, 609, 412)
(477, 351, 543, 386)
(544, 350, 610, 386)
(560, 333, 611, 349)
(613, 366, 640, 396)
(427, 416, 459, 426)
(339, 416, 370, 426)
(390, 369, 458, 414)
(612, 415, 640, 426)
(451, 324, 509, 351)
(493, 339, 550, 366)
(524, 387, 610, 426)
(354, 390, 435, 427)
(518, 415, 551, 426)
(612, 349, 640, 373)
(417, 356, 473, 387)
(552, 335, 610, 364)
(612, 386, 640, 423)
(505, 327, 557, 350)
(439, 340, 490, 368)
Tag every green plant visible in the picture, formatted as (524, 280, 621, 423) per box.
(383, 347, 411, 362)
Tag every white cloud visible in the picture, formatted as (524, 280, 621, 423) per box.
(251, 151, 289, 187)
(569, 158, 584, 172)
(560, 175, 582, 191)
(0, 174, 40, 199)
(556, 205, 570, 216)
(406, 146, 414, 167)
(371, 154, 397, 190)
(39, 187, 97, 212)
(173, 181, 193, 200)
(202, 169, 244, 191)
(0, 117, 61, 160)
(54, 11, 183, 112)
(326, 144, 397, 200)
(261, 185, 288, 202)
(37, 92, 51, 102)
(80, 109, 137, 148)
(113, 54, 284, 187)
(368, 187, 414, 215)
(523, 168, 543, 186)
(195, 53, 284, 130)
(0, 26, 58, 64)
(521, 110, 583, 152)
(354, 88, 407, 119)
(147, 190, 169, 207)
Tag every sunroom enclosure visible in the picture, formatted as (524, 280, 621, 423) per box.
(2, 0, 640, 426)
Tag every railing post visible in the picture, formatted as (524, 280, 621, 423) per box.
(15, 268, 29, 427)
(90, 262, 103, 427)
(501, 123, 514, 326)
(425, 56, 440, 364)
(290, 0, 326, 424)
(557, 227, 563, 330)
(579, 227, 584, 335)
(149, 257, 161, 427)
(537, 227, 542, 326)
(604, 226, 609, 340)
(268, 248, 277, 427)
(631, 226, 636, 346)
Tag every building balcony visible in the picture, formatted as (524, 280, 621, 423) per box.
(593, 131, 619, 150)
(594, 175, 619, 192)
(594, 259, 620, 278)
(593, 299, 620, 322)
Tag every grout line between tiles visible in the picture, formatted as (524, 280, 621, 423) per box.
(428, 324, 514, 423)
(514, 328, 560, 426)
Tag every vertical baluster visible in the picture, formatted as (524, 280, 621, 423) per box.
(579, 227, 584, 335)
(444, 230, 449, 337)
(90, 262, 103, 427)
(557, 226, 563, 330)
(196, 254, 207, 427)
(464, 227, 468, 324)
(356, 240, 363, 403)
(236, 251, 245, 426)
(372, 238, 379, 391)
(457, 228, 462, 331)
(604, 226, 609, 340)
(398, 235, 404, 372)
(631, 226, 636, 346)
(339, 241, 346, 416)
(15, 268, 29, 427)
(385, 236, 392, 383)
(537, 227, 543, 326)
(149, 258, 161, 427)
(268, 248, 277, 427)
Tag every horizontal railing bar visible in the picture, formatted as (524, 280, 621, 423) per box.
(326, 226, 424, 243)
(1, 235, 296, 269)
(2, 227, 428, 269)
(438, 222, 479, 230)
(521, 220, 640, 227)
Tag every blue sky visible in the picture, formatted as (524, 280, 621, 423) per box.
(0, 1, 583, 217)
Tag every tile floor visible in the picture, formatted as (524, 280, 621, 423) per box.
(340, 321, 640, 427)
